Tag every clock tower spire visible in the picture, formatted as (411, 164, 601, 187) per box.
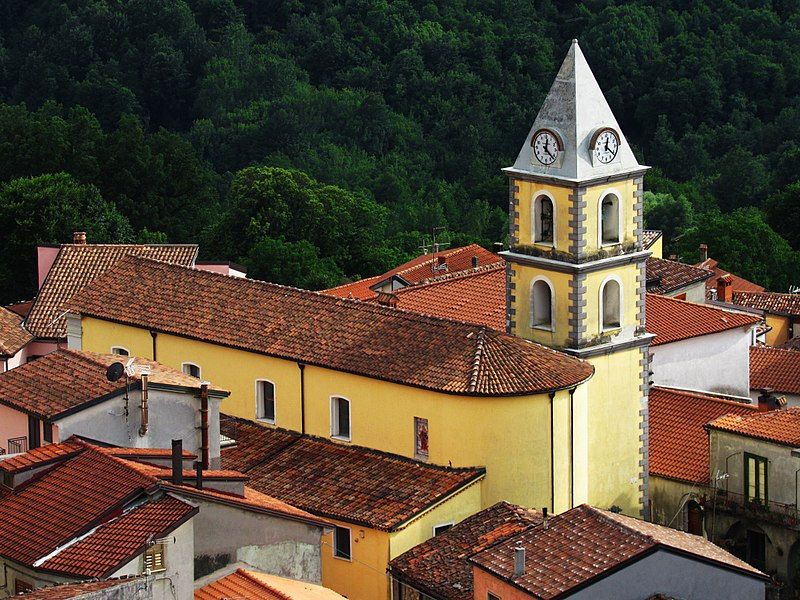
(502, 39, 653, 518)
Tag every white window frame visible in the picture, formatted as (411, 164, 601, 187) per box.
(111, 346, 130, 356)
(330, 396, 352, 441)
(432, 522, 454, 536)
(531, 190, 557, 248)
(599, 275, 623, 332)
(255, 379, 276, 423)
(530, 276, 555, 332)
(333, 525, 352, 561)
(181, 362, 201, 378)
(597, 189, 623, 247)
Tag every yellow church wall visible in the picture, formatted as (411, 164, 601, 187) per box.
(765, 313, 790, 346)
(649, 235, 663, 259)
(321, 518, 390, 600)
(78, 316, 583, 511)
(514, 180, 572, 251)
(388, 480, 483, 558)
(582, 179, 638, 255)
(585, 347, 643, 515)
(509, 266, 572, 348)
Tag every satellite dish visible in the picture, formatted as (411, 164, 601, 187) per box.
(106, 362, 125, 382)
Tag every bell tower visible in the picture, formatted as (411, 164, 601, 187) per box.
(502, 40, 653, 517)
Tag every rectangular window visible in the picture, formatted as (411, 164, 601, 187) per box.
(333, 526, 351, 560)
(43, 422, 53, 443)
(744, 453, 768, 503)
(144, 543, 166, 573)
(256, 380, 276, 422)
(331, 397, 350, 440)
(433, 523, 453, 536)
(415, 417, 429, 460)
(182, 363, 201, 378)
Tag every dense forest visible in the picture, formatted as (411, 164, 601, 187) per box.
(2, 0, 800, 304)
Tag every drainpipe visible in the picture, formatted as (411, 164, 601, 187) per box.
(149, 330, 158, 361)
(549, 391, 555, 514)
(195, 461, 204, 490)
(569, 387, 576, 509)
(138, 370, 149, 436)
(171, 439, 183, 485)
(200, 382, 210, 469)
(298, 363, 306, 434)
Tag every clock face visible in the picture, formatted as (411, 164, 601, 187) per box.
(532, 129, 561, 166)
(593, 128, 619, 164)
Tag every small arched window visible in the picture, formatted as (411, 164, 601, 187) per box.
(533, 195, 554, 244)
(182, 362, 201, 379)
(531, 279, 554, 330)
(111, 346, 130, 356)
(600, 193, 620, 244)
(601, 278, 622, 330)
(331, 396, 351, 440)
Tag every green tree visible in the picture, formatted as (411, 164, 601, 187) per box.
(0, 173, 132, 303)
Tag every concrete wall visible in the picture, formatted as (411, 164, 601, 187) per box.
(190, 500, 322, 584)
(55, 387, 221, 463)
(570, 549, 765, 599)
(650, 475, 699, 533)
(0, 558, 74, 598)
(111, 518, 194, 600)
(650, 327, 753, 397)
(665, 280, 707, 304)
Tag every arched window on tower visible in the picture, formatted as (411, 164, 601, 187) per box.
(601, 278, 622, 330)
(533, 195, 554, 244)
(531, 279, 554, 330)
(600, 193, 620, 244)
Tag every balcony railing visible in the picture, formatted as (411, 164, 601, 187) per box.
(7, 437, 27, 455)
(700, 487, 800, 528)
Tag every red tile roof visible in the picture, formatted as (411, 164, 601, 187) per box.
(649, 387, 756, 484)
(323, 244, 502, 300)
(0, 349, 225, 420)
(67, 256, 593, 396)
(380, 263, 506, 330)
(642, 230, 662, 250)
(389, 502, 541, 600)
(195, 569, 347, 600)
(645, 258, 713, 295)
(221, 417, 485, 531)
(708, 406, 800, 446)
(39, 494, 196, 578)
(697, 258, 764, 296)
(470, 504, 765, 598)
(26, 243, 198, 340)
(15, 577, 146, 599)
(750, 346, 800, 395)
(732, 291, 800, 317)
(0, 306, 32, 357)
(0, 438, 84, 473)
(646, 294, 760, 347)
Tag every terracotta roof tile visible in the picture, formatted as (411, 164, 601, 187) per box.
(0, 306, 33, 356)
(389, 502, 541, 600)
(708, 406, 800, 446)
(67, 256, 593, 396)
(26, 244, 197, 340)
(470, 504, 764, 597)
(39, 494, 196, 578)
(221, 417, 484, 531)
(0, 349, 224, 420)
(642, 230, 662, 250)
(750, 346, 800, 395)
(649, 387, 756, 484)
(645, 258, 713, 295)
(646, 294, 760, 346)
(323, 244, 502, 300)
(697, 258, 765, 296)
(0, 438, 84, 473)
(732, 291, 800, 317)
(220, 415, 299, 472)
(196, 569, 347, 600)
(381, 264, 506, 330)
(778, 336, 800, 351)
(14, 577, 146, 599)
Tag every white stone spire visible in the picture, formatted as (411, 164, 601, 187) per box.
(505, 39, 645, 182)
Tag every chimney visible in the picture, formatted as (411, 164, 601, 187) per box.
(171, 439, 183, 485)
(668, 254, 677, 261)
(138, 370, 149, 436)
(73, 231, 87, 244)
(471, 255, 479, 268)
(492, 242, 504, 253)
(513, 546, 525, 578)
(436, 255, 447, 272)
(717, 274, 733, 303)
(757, 388, 785, 412)
(699, 243, 708, 263)
(199, 382, 210, 469)
(194, 461, 204, 489)
(542, 507, 548, 529)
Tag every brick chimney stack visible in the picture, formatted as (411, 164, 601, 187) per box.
(73, 231, 87, 244)
(717, 274, 733, 303)
(699, 243, 708, 263)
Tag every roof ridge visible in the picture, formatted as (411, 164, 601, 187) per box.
(468, 327, 488, 394)
(404, 261, 506, 289)
(650, 386, 757, 408)
(752, 344, 799, 356)
(236, 570, 293, 600)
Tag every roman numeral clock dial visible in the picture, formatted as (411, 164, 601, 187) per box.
(532, 129, 563, 166)
(591, 127, 620, 165)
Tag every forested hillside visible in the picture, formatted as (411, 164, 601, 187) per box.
(2, 0, 800, 303)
